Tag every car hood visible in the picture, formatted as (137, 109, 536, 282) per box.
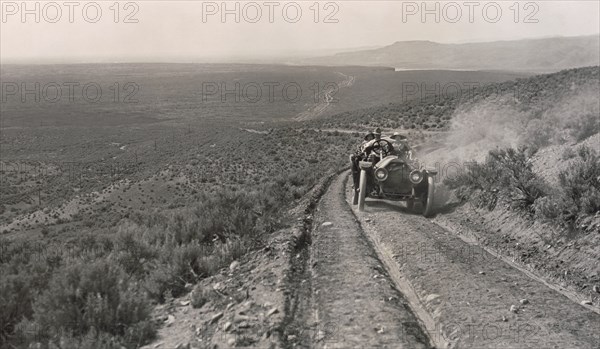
(375, 155, 409, 170)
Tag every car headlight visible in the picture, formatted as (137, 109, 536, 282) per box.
(374, 168, 388, 181)
(409, 170, 423, 184)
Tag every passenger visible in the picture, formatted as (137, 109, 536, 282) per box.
(359, 132, 375, 152)
(374, 127, 382, 141)
(351, 131, 375, 189)
(390, 132, 413, 160)
(390, 131, 403, 140)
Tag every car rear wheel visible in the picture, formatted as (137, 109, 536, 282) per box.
(422, 175, 435, 217)
(358, 169, 367, 211)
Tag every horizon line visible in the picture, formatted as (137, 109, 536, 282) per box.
(2, 33, 598, 65)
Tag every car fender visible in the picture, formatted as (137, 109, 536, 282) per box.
(359, 161, 373, 170)
(424, 168, 438, 176)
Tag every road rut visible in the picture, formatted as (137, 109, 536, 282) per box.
(308, 172, 433, 348)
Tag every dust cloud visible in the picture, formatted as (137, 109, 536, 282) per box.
(422, 83, 599, 170)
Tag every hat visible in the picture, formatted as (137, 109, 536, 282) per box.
(391, 132, 407, 140)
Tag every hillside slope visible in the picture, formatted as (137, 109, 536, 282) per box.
(418, 66, 600, 308)
(314, 66, 599, 133)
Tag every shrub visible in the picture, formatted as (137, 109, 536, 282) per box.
(533, 146, 599, 231)
(557, 145, 600, 216)
(143, 237, 246, 302)
(562, 147, 576, 160)
(445, 147, 547, 212)
(566, 111, 600, 142)
(114, 230, 158, 277)
(0, 272, 34, 345)
(23, 260, 155, 348)
(0, 240, 63, 346)
(523, 118, 554, 149)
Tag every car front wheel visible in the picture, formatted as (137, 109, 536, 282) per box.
(422, 175, 435, 217)
(358, 169, 367, 211)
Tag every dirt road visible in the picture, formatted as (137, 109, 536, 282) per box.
(292, 170, 600, 348)
(304, 172, 433, 348)
(295, 72, 355, 121)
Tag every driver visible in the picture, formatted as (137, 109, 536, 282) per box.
(361, 128, 381, 154)
(362, 128, 390, 160)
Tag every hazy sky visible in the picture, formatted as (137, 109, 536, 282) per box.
(1, 0, 599, 63)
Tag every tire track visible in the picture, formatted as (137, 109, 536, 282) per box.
(306, 171, 433, 348)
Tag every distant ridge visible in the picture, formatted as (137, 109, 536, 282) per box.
(299, 35, 600, 73)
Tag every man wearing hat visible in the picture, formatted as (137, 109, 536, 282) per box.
(389, 132, 413, 160)
(351, 130, 379, 191)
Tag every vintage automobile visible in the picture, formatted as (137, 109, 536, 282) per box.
(351, 139, 436, 217)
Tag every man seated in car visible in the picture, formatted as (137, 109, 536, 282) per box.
(351, 130, 379, 190)
(360, 128, 385, 157)
(350, 129, 415, 190)
(358, 131, 375, 153)
(389, 132, 413, 160)
(360, 129, 413, 160)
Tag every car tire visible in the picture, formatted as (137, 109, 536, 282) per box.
(422, 175, 435, 217)
(358, 169, 367, 211)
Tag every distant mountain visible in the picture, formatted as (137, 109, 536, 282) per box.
(299, 36, 600, 72)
